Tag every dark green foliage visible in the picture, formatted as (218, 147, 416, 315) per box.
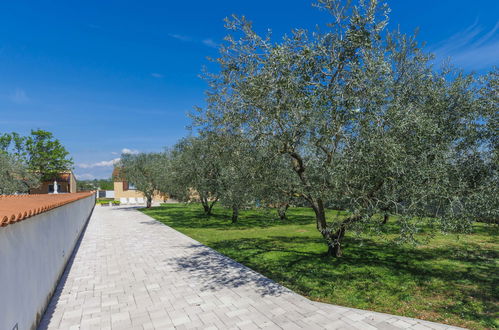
(77, 178, 114, 191)
(1, 130, 73, 181)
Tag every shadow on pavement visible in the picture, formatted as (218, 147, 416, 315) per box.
(171, 243, 289, 297)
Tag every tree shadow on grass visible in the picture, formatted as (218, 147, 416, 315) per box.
(207, 235, 498, 327)
(336, 238, 498, 327)
(141, 205, 316, 230)
(170, 243, 291, 297)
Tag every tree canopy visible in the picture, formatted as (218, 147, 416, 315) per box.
(118, 152, 168, 208)
(166, 135, 222, 215)
(104, 0, 496, 258)
(1, 129, 73, 182)
(190, 0, 497, 256)
(0, 153, 41, 195)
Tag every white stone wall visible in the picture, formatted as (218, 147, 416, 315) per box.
(104, 190, 115, 198)
(0, 194, 95, 330)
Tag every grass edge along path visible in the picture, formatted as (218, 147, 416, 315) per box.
(140, 203, 498, 329)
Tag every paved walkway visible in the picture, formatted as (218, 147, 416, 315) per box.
(39, 206, 461, 330)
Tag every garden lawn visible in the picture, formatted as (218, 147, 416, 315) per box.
(140, 203, 498, 329)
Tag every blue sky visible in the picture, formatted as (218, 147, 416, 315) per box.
(0, 0, 497, 180)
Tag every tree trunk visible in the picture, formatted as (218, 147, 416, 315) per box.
(310, 198, 359, 258)
(200, 196, 209, 214)
(202, 201, 211, 215)
(327, 226, 346, 257)
(208, 198, 218, 215)
(310, 198, 339, 256)
(231, 206, 239, 223)
(201, 195, 217, 215)
(277, 203, 289, 220)
(325, 215, 362, 257)
(288, 151, 345, 257)
(311, 199, 327, 234)
(381, 213, 389, 225)
(146, 196, 152, 208)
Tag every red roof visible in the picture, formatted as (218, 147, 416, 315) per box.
(0, 192, 94, 227)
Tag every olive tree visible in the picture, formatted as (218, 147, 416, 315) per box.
(454, 68, 499, 224)
(251, 149, 300, 220)
(0, 153, 40, 194)
(212, 133, 260, 223)
(168, 133, 297, 221)
(194, 0, 496, 256)
(119, 152, 166, 208)
(167, 135, 222, 215)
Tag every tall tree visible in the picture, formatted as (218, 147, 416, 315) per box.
(214, 134, 258, 223)
(1, 130, 73, 182)
(119, 152, 166, 208)
(194, 0, 496, 256)
(24, 130, 73, 181)
(168, 135, 221, 215)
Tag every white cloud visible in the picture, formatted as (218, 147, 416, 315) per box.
(76, 173, 96, 180)
(122, 148, 139, 155)
(151, 73, 164, 78)
(431, 21, 499, 70)
(77, 158, 120, 169)
(10, 88, 30, 104)
(168, 33, 219, 49)
(202, 38, 218, 48)
(168, 33, 192, 42)
(76, 148, 139, 169)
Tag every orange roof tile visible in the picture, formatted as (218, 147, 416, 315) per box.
(0, 192, 95, 227)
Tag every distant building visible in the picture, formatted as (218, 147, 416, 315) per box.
(112, 167, 165, 202)
(30, 171, 77, 194)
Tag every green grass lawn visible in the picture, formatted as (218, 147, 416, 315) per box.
(140, 203, 498, 329)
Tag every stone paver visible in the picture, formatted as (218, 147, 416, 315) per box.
(39, 206, 462, 330)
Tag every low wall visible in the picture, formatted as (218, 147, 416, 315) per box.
(0, 194, 95, 330)
(98, 190, 115, 198)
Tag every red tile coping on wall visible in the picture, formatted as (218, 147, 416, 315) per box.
(0, 192, 95, 227)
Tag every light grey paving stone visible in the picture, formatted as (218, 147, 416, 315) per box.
(111, 311, 131, 324)
(409, 325, 433, 330)
(141, 322, 154, 330)
(376, 321, 408, 330)
(392, 319, 414, 328)
(203, 325, 219, 330)
(38, 206, 464, 330)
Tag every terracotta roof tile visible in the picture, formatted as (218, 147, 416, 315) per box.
(0, 192, 95, 227)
